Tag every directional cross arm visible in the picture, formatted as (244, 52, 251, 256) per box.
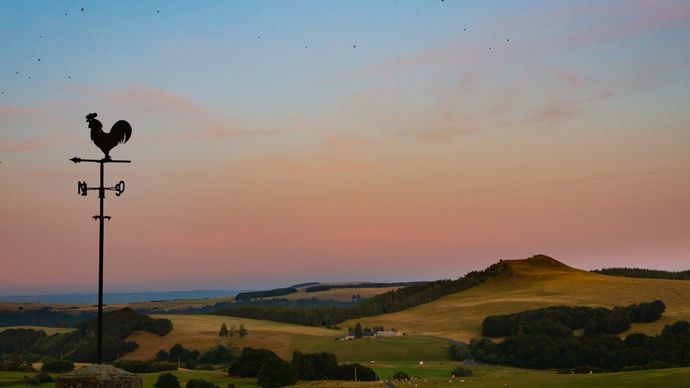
(71, 156, 131, 164)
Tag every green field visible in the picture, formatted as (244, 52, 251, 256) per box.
(3, 366, 690, 388)
(372, 362, 690, 388)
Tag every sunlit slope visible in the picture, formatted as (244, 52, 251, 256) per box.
(124, 314, 339, 360)
(124, 314, 450, 362)
(344, 255, 690, 342)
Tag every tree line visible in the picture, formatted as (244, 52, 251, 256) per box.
(0, 307, 94, 327)
(235, 288, 298, 301)
(472, 320, 690, 371)
(593, 267, 690, 280)
(304, 281, 425, 293)
(0, 307, 172, 363)
(482, 300, 666, 337)
(214, 261, 511, 326)
(229, 348, 378, 387)
(472, 300, 690, 372)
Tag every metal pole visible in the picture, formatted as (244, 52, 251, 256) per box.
(97, 160, 104, 364)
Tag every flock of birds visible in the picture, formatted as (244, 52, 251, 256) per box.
(1, 5, 512, 97)
(1, 7, 162, 96)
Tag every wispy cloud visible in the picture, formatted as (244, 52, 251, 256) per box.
(560, 170, 662, 183)
(528, 91, 614, 127)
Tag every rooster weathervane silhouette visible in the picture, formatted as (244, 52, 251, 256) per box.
(86, 113, 132, 160)
(71, 112, 133, 364)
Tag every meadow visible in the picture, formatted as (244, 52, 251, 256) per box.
(3, 365, 690, 388)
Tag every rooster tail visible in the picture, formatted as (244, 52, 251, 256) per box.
(111, 120, 132, 144)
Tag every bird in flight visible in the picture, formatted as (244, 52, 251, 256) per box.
(81, 7, 84, 12)
(86, 113, 132, 160)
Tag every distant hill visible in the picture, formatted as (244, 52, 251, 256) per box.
(592, 267, 690, 280)
(0, 290, 244, 305)
(343, 254, 690, 342)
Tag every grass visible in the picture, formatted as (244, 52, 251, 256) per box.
(371, 362, 690, 387)
(4, 366, 690, 388)
(343, 256, 690, 342)
(124, 314, 341, 360)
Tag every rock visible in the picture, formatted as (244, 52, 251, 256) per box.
(56, 364, 142, 388)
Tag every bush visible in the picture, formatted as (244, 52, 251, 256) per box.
(392, 371, 410, 380)
(196, 345, 235, 365)
(451, 367, 472, 377)
(186, 379, 220, 388)
(169, 343, 200, 363)
(291, 351, 338, 380)
(19, 372, 54, 385)
(155, 372, 181, 388)
(145, 318, 174, 336)
(156, 350, 170, 362)
(41, 359, 74, 373)
(257, 358, 298, 388)
(228, 348, 278, 377)
(449, 344, 470, 361)
(0, 355, 34, 372)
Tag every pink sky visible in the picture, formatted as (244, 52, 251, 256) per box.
(1, 1, 689, 293)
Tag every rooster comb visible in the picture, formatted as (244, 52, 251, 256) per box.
(86, 112, 98, 121)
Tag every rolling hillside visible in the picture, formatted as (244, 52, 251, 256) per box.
(343, 255, 690, 342)
(123, 314, 451, 362)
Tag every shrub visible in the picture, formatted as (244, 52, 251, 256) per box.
(41, 359, 74, 373)
(449, 344, 470, 361)
(169, 343, 200, 363)
(196, 345, 235, 365)
(155, 372, 181, 388)
(228, 348, 278, 377)
(186, 379, 220, 388)
(392, 371, 410, 380)
(291, 351, 338, 380)
(156, 350, 170, 362)
(257, 357, 298, 387)
(451, 367, 472, 377)
(19, 372, 54, 385)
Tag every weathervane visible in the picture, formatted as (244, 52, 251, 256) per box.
(71, 113, 132, 364)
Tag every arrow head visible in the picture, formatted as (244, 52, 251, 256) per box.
(70, 157, 82, 163)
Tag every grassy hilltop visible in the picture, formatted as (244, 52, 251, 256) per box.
(343, 255, 690, 341)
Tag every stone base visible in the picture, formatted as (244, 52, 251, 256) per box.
(56, 364, 143, 388)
